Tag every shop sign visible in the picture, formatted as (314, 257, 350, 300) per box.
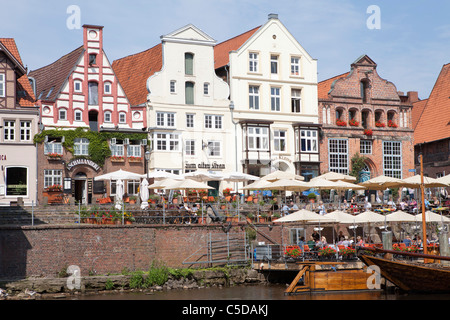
(185, 161, 225, 170)
(67, 158, 101, 172)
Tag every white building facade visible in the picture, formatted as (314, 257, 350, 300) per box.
(215, 14, 320, 181)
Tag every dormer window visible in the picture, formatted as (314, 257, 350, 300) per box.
(104, 81, 112, 95)
(74, 80, 82, 92)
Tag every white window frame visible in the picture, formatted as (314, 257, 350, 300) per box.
(249, 52, 258, 73)
(156, 112, 175, 128)
(119, 112, 126, 123)
(300, 129, 318, 153)
(4, 120, 15, 141)
(274, 130, 287, 152)
(104, 111, 112, 123)
(154, 133, 180, 151)
(74, 79, 82, 93)
(111, 140, 124, 157)
(291, 89, 301, 113)
(203, 83, 209, 95)
(44, 140, 63, 155)
(248, 127, 269, 151)
(383, 141, 402, 179)
(360, 140, 372, 155)
(170, 80, 176, 93)
(270, 55, 278, 74)
(249, 85, 260, 110)
(127, 144, 141, 157)
(186, 114, 194, 128)
(127, 180, 140, 196)
(185, 139, 195, 156)
(207, 141, 221, 157)
(74, 138, 89, 156)
(104, 81, 112, 95)
(328, 138, 348, 174)
(0, 73, 5, 97)
(291, 57, 300, 76)
(204, 115, 222, 129)
(271, 87, 281, 111)
(59, 109, 67, 120)
(44, 169, 62, 189)
(74, 109, 83, 122)
(20, 121, 31, 141)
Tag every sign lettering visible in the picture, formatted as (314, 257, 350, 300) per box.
(67, 158, 101, 172)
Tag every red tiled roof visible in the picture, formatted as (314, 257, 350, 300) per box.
(112, 44, 162, 106)
(0, 38, 24, 66)
(28, 46, 84, 102)
(0, 38, 35, 107)
(318, 72, 350, 100)
(411, 98, 427, 130)
(214, 26, 260, 69)
(414, 63, 450, 145)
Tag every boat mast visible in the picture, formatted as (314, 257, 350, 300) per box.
(420, 153, 429, 258)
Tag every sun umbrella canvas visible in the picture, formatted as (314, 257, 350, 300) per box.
(400, 175, 449, 188)
(358, 175, 406, 190)
(316, 172, 357, 183)
(260, 178, 310, 192)
(274, 209, 335, 223)
(261, 170, 304, 182)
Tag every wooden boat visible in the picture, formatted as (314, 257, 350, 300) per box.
(357, 246, 450, 293)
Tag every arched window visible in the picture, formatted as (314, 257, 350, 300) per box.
(88, 81, 98, 105)
(360, 79, 370, 103)
(185, 81, 194, 105)
(185, 53, 194, 75)
(104, 81, 112, 95)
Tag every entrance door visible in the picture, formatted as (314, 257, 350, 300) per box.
(74, 172, 87, 204)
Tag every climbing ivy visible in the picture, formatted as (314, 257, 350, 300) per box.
(33, 128, 148, 167)
(350, 152, 367, 183)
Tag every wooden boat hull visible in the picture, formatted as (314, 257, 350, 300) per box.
(359, 254, 450, 293)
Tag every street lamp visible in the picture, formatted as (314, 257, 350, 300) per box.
(229, 101, 240, 217)
(144, 150, 150, 179)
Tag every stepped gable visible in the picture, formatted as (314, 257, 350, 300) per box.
(318, 72, 350, 100)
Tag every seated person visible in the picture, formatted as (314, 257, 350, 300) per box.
(317, 201, 326, 215)
(290, 201, 299, 211)
(402, 235, 412, 247)
(281, 203, 290, 216)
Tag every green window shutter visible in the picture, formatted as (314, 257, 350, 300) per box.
(185, 53, 194, 75)
(185, 82, 194, 105)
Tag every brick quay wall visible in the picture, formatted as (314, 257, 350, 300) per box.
(0, 223, 284, 280)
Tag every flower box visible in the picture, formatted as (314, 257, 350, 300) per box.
(388, 120, 398, 128)
(375, 122, 385, 127)
(349, 119, 359, 126)
(47, 153, 63, 160)
(128, 156, 142, 162)
(364, 129, 373, 136)
(336, 119, 347, 127)
(111, 156, 125, 162)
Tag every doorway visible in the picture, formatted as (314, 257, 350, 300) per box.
(74, 172, 87, 204)
(89, 110, 98, 132)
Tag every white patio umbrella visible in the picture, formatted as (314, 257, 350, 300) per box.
(182, 171, 224, 182)
(115, 179, 124, 210)
(436, 174, 450, 185)
(358, 175, 406, 190)
(146, 171, 184, 180)
(316, 172, 357, 183)
(385, 210, 417, 223)
(147, 178, 180, 189)
(400, 175, 449, 188)
(414, 211, 450, 223)
(140, 179, 149, 209)
(94, 169, 144, 181)
(163, 179, 214, 190)
(353, 210, 385, 223)
(326, 210, 358, 224)
(261, 170, 304, 182)
(241, 179, 272, 190)
(222, 171, 260, 182)
(274, 209, 336, 223)
(259, 178, 310, 192)
(305, 177, 342, 189)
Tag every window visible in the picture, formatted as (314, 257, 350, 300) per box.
(383, 141, 402, 178)
(291, 89, 301, 113)
(6, 167, 28, 196)
(104, 82, 112, 94)
(291, 57, 300, 76)
(185, 53, 194, 75)
(44, 169, 62, 189)
(74, 110, 83, 121)
(127, 180, 140, 196)
(89, 54, 97, 65)
(119, 112, 126, 123)
(274, 130, 286, 152)
(300, 129, 318, 153)
(248, 127, 269, 151)
(249, 52, 258, 72)
(104, 111, 112, 123)
(185, 140, 195, 156)
(170, 80, 176, 93)
(271, 87, 281, 111)
(249, 86, 260, 110)
(74, 138, 89, 156)
(88, 82, 98, 105)
(360, 140, 372, 154)
(127, 143, 141, 158)
(110, 140, 124, 156)
(336, 109, 343, 120)
(204, 115, 222, 129)
(20, 121, 31, 141)
(0, 73, 5, 97)
(155, 133, 179, 151)
(361, 80, 369, 103)
(329, 139, 348, 174)
(44, 138, 63, 155)
(4, 120, 15, 141)
(270, 55, 278, 74)
(185, 82, 194, 105)
(156, 112, 175, 127)
(207, 141, 221, 157)
(59, 109, 67, 120)
(203, 83, 209, 95)
(186, 114, 194, 128)
(74, 80, 82, 92)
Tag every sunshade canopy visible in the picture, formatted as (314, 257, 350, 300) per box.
(316, 172, 357, 183)
(261, 170, 304, 182)
(274, 209, 336, 223)
(94, 169, 144, 181)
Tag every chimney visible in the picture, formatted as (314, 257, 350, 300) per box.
(407, 91, 419, 103)
(268, 13, 278, 20)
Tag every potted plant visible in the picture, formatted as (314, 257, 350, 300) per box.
(375, 121, 385, 127)
(388, 120, 398, 128)
(307, 192, 317, 203)
(364, 129, 373, 136)
(246, 213, 254, 223)
(349, 119, 359, 126)
(272, 212, 281, 221)
(129, 196, 137, 204)
(124, 211, 135, 224)
(259, 212, 268, 222)
(339, 247, 356, 260)
(285, 247, 302, 260)
(47, 152, 63, 160)
(318, 247, 337, 261)
(336, 119, 347, 127)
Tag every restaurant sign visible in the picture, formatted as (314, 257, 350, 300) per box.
(67, 158, 101, 172)
(185, 161, 225, 170)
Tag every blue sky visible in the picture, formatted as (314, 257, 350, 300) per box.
(3, 0, 450, 99)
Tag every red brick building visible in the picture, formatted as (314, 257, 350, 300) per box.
(318, 55, 417, 182)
